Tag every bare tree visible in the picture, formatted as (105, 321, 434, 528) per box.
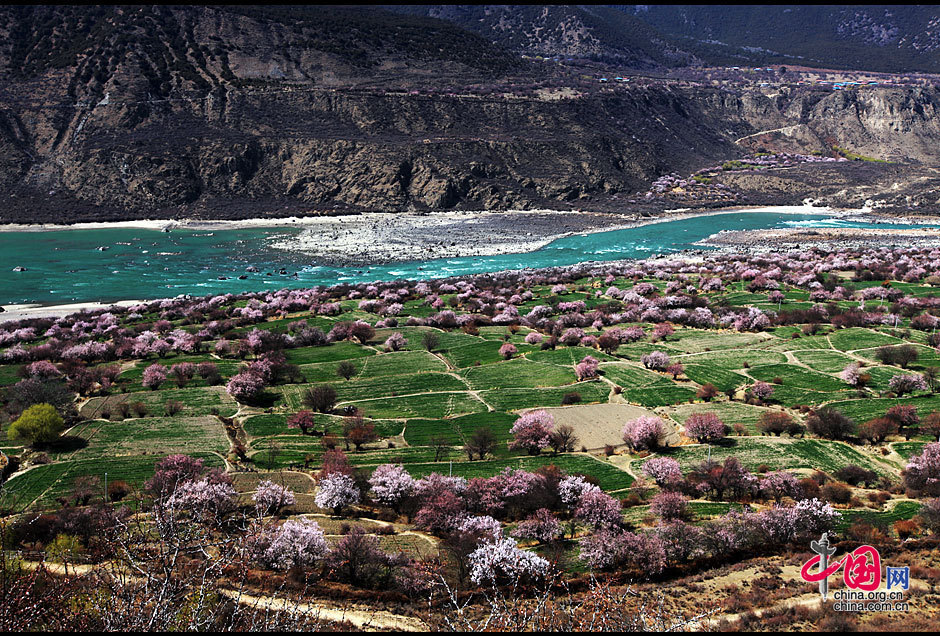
(464, 427, 497, 461)
(431, 435, 452, 462)
(425, 569, 717, 632)
(549, 424, 578, 455)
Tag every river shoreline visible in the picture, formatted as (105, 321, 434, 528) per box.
(698, 225, 940, 251)
(3, 204, 937, 321)
(0, 300, 144, 324)
(0, 204, 850, 267)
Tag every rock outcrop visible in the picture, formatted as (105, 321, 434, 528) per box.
(1, 5, 940, 222)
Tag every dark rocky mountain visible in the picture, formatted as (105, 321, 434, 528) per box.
(392, 5, 940, 74)
(388, 5, 699, 68)
(1, 5, 940, 223)
(626, 5, 940, 74)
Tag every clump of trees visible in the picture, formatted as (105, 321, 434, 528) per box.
(509, 410, 555, 455)
(876, 344, 919, 368)
(683, 412, 725, 443)
(757, 411, 802, 437)
(303, 385, 338, 413)
(7, 403, 64, 445)
(806, 407, 855, 440)
(622, 415, 667, 451)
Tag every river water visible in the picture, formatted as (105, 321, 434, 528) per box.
(0, 210, 933, 305)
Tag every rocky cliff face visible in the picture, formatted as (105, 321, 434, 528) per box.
(0, 80, 748, 221)
(698, 85, 940, 164)
(1, 5, 940, 223)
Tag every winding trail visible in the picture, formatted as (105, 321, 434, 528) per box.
(20, 559, 429, 631)
(733, 124, 804, 145)
(218, 590, 429, 631)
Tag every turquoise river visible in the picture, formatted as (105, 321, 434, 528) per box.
(0, 210, 935, 306)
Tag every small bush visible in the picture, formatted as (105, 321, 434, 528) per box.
(31, 452, 51, 465)
(894, 519, 919, 540)
(621, 493, 642, 507)
(422, 331, 440, 352)
(303, 385, 338, 413)
(336, 361, 357, 381)
(130, 401, 148, 418)
(108, 480, 132, 502)
(821, 482, 852, 505)
(561, 392, 582, 405)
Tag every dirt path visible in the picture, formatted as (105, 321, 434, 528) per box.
(219, 590, 428, 631)
(21, 560, 428, 631)
(606, 453, 636, 479)
(218, 411, 247, 467)
(599, 374, 624, 402)
(698, 591, 825, 628)
(467, 389, 494, 411)
(432, 349, 457, 372)
(734, 124, 804, 145)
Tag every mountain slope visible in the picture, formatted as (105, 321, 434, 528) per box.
(628, 5, 940, 73)
(388, 5, 698, 67)
(0, 5, 940, 222)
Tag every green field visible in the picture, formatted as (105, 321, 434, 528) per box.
(826, 394, 940, 424)
(681, 364, 748, 393)
(669, 401, 785, 435)
(344, 392, 489, 419)
(403, 412, 517, 447)
(657, 437, 896, 476)
(479, 381, 610, 411)
(66, 415, 230, 458)
(400, 454, 635, 493)
(81, 386, 239, 419)
(829, 328, 903, 352)
(792, 350, 857, 373)
(4, 272, 938, 524)
(676, 349, 788, 369)
(1, 453, 225, 511)
(460, 358, 577, 390)
(835, 501, 922, 531)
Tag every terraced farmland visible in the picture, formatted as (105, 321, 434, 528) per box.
(2, 265, 939, 545)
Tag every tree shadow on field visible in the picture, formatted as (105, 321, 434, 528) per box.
(657, 436, 739, 456)
(45, 435, 89, 453)
(249, 391, 280, 409)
